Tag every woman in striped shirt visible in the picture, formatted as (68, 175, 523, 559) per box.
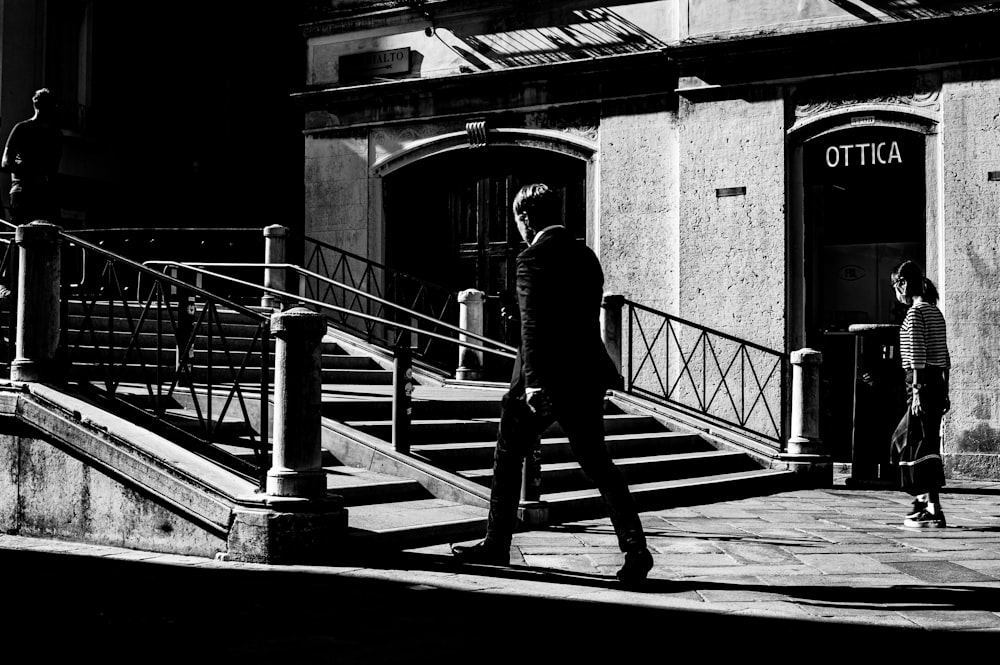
(890, 261, 951, 528)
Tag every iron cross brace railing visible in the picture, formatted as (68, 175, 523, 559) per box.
(624, 299, 788, 447)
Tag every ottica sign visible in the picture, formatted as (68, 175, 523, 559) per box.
(825, 141, 902, 167)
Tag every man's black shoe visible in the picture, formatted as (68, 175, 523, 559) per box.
(616, 547, 653, 584)
(450, 540, 511, 565)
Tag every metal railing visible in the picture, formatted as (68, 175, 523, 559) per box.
(0, 230, 14, 369)
(301, 236, 461, 369)
(623, 298, 788, 447)
(143, 260, 518, 363)
(67, 227, 264, 303)
(61, 232, 272, 487)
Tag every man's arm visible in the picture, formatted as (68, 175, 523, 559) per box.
(0, 128, 17, 173)
(516, 251, 543, 391)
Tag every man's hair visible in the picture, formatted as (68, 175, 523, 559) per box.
(32, 88, 54, 110)
(512, 183, 560, 229)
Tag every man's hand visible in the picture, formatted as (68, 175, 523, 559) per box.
(910, 391, 923, 416)
(525, 388, 553, 418)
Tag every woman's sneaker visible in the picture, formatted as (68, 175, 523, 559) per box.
(903, 509, 946, 528)
(905, 499, 927, 520)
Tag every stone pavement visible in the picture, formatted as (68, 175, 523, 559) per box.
(2, 472, 999, 661)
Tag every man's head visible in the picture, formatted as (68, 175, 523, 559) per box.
(31, 88, 55, 114)
(512, 183, 561, 244)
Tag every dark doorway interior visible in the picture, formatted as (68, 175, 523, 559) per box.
(803, 126, 925, 461)
(384, 147, 587, 379)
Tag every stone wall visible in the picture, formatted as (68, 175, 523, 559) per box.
(939, 66, 1000, 478)
(598, 97, 678, 315)
(677, 90, 787, 351)
(0, 432, 225, 557)
(304, 131, 371, 257)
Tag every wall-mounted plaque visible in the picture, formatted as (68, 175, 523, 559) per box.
(340, 47, 411, 81)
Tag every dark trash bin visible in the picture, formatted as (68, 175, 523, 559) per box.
(846, 324, 905, 487)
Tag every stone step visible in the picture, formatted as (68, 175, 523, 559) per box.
(411, 431, 709, 470)
(543, 469, 795, 522)
(461, 450, 757, 492)
(343, 499, 488, 551)
(345, 413, 665, 445)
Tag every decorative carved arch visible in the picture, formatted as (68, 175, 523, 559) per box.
(368, 128, 599, 262)
(371, 128, 598, 177)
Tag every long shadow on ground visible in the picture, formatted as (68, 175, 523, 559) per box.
(3, 546, 995, 664)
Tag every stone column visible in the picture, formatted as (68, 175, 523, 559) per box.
(262, 224, 288, 309)
(266, 307, 326, 498)
(456, 289, 484, 381)
(601, 293, 625, 383)
(11, 222, 61, 382)
(780, 348, 831, 486)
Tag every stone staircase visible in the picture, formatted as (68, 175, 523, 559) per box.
(47, 299, 794, 555)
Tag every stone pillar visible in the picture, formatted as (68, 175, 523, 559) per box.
(266, 307, 326, 498)
(456, 289, 484, 381)
(262, 224, 288, 309)
(11, 222, 61, 382)
(601, 293, 625, 384)
(780, 348, 832, 486)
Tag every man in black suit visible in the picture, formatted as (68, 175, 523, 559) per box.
(451, 183, 653, 584)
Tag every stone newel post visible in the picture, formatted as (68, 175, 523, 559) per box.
(266, 307, 326, 498)
(601, 293, 624, 382)
(780, 348, 831, 486)
(457, 289, 484, 381)
(262, 224, 288, 309)
(11, 222, 61, 383)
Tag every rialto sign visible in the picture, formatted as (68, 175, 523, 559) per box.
(825, 141, 902, 167)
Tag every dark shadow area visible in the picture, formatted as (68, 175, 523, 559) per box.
(2, 546, 994, 664)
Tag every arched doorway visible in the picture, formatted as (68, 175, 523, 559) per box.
(791, 116, 937, 462)
(382, 145, 588, 378)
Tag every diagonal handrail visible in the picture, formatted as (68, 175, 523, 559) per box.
(300, 235, 465, 367)
(143, 261, 517, 361)
(59, 231, 272, 487)
(624, 298, 788, 447)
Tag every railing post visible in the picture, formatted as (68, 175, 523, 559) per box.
(601, 293, 625, 383)
(262, 224, 288, 310)
(392, 342, 414, 454)
(266, 307, 327, 498)
(779, 348, 831, 487)
(11, 222, 61, 383)
(456, 288, 484, 381)
(518, 438, 548, 527)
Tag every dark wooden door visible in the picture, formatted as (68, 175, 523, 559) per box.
(385, 146, 586, 378)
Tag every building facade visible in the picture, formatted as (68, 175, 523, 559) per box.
(295, 0, 1000, 480)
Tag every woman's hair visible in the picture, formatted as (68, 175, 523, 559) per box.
(892, 260, 939, 304)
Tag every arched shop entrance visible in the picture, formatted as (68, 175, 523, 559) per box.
(383, 146, 587, 379)
(798, 124, 928, 462)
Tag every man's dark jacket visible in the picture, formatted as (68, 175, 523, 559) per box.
(510, 225, 620, 399)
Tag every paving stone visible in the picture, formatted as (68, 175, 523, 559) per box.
(900, 609, 1000, 631)
(697, 588, 789, 603)
(646, 538, 723, 555)
(793, 553, 901, 575)
(756, 574, 922, 587)
(955, 559, 1000, 576)
(520, 554, 603, 574)
(885, 560, 997, 583)
(716, 541, 801, 565)
(715, 600, 816, 619)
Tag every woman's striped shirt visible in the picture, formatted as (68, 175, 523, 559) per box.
(900, 301, 950, 370)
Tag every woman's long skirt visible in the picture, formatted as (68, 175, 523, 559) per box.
(890, 368, 946, 495)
